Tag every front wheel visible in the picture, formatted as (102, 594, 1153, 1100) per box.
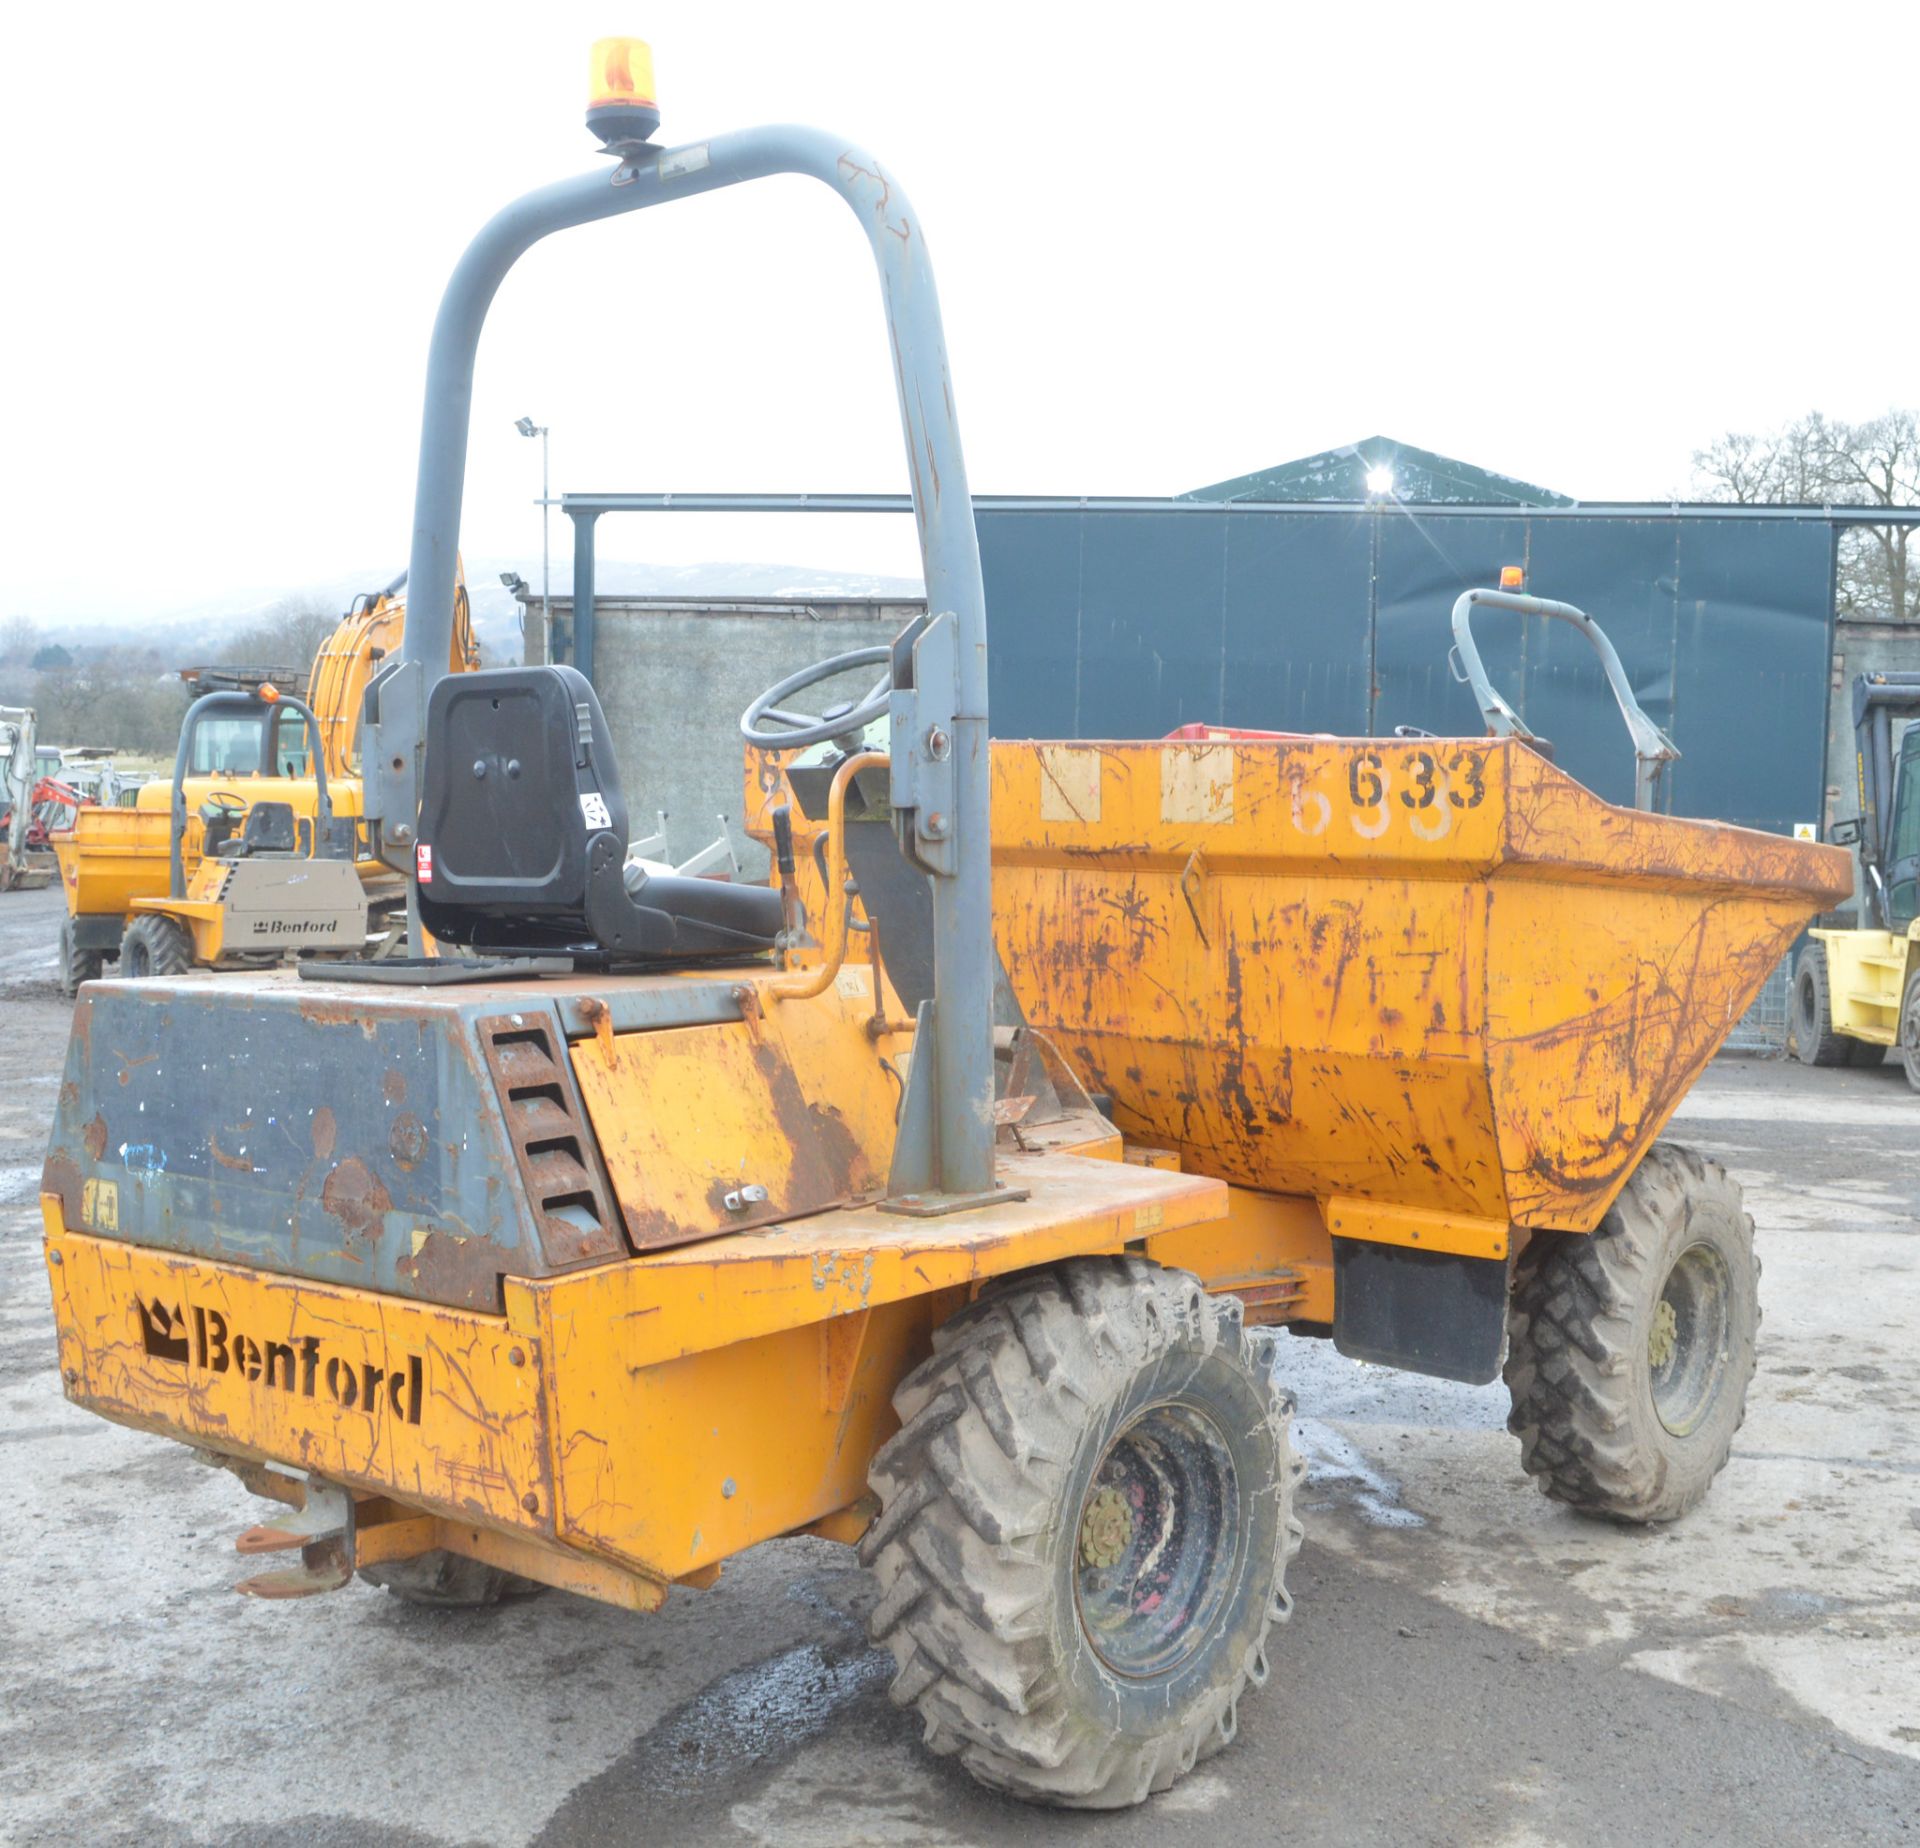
(1505, 1143, 1758, 1524)
(862, 1257, 1303, 1809)
(1791, 945, 1852, 1066)
(119, 914, 194, 978)
(57, 916, 106, 999)
(1901, 971, 1920, 1094)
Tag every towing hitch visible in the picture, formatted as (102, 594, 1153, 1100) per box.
(234, 1475, 356, 1599)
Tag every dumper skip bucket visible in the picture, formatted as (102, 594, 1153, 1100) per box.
(991, 734, 1851, 1237)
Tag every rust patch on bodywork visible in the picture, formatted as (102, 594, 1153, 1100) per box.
(395, 1228, 519, 1307)
(321, 1158, 391, 1245)
(388, 1113, 430, 1171)
(749, 1038, 870, 1207)
(209, 1133, 251, 1173)
(312, 1106, 337, 1164)
(81, 1113, 109, 1161)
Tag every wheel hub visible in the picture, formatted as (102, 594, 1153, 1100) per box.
(1079, 1486, 1132, 1569)
(1647, 1297, 1678, 1369)
(1649, 1241, 1733, 1437)
(1073, 1400, 1241, 1679)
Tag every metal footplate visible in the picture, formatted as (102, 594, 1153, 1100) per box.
(234, 1474, 356, 1599)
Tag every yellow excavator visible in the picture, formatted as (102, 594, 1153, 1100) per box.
(53, 568, 477, 992)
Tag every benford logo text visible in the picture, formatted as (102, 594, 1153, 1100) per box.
(138, 1296, 424, 1426)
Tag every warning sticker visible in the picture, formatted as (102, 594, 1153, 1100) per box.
(580, 792, 612, 830)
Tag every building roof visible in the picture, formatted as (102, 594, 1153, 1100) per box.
(1183, 435, 1575, 507)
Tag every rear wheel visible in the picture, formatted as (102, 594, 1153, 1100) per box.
(861, 1257, 1303, 1809)
(57, 916, 106, 999)
(359, 1552, 544, 1608)
(119, 914, 193, 978)
(1901, 971, 1920, 1094)
(1792, 944, 1852, 1066)
(1505, 1143, 1758, 1524)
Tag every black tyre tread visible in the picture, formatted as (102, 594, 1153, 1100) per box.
(1793, 945, 1853, 1066)
(120, 914, 194, 978)
(1505, 1142, 1757, 1524)
(57, 918, 106, 999)
(1901, 972, 1920, 1095)
(358, 1550, 543, 1607)
(861, 1256, 1303, 1808)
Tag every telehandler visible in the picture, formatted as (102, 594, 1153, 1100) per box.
(1792, 670, 1920, 1087)
(41, 43, 1852, 1808)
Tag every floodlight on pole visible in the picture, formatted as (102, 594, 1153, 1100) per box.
(515, 417, 551, 654)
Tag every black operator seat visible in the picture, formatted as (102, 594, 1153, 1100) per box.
(237, 801, 299, 855)
(416, 665, 782, 962)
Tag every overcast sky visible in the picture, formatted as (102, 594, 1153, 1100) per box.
(3, 1, 1914, 625)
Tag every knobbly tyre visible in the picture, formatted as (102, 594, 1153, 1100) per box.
(41, 41, 1851, 1808)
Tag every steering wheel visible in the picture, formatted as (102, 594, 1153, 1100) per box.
(740, 645, 893, 750)
(199, 789, 249, 819)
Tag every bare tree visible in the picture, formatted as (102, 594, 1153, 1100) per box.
(214, 593, 345, 689)
(0, 615, 40, 665)
(1693, 408, 1918, 621)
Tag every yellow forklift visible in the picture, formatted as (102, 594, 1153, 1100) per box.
(1793, 670, 1920, 1087)
(40, 42, 1851, 1808)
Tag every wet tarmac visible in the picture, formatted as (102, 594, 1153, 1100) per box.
(2, 887, 1916, 1845)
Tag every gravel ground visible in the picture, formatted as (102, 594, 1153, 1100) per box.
(2, 879, 1916, 1845)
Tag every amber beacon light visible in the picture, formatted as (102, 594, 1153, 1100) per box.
(587, 38, 661, 150)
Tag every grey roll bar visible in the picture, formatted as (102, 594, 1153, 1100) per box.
(365, 123, 994, 1197)
(1450, 588, 1679, 811)
(169, 690, 334, 899)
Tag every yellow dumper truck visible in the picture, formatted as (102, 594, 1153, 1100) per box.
(39, 45, 1852, 1809)
(52, 571, 476, 991)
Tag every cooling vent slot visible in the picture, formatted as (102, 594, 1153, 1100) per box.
(478, 1012, 625, 1268)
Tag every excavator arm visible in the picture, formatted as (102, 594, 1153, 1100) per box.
(309, 558, 478, 781)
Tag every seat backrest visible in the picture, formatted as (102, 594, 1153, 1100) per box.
(418, 665, 781, 961)
(418, 665, 621, 952)
(239, 801, 298, 856)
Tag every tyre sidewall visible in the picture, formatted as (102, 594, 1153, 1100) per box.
(1791, 955, 1817, 1062)
(1903, 972, 1920, 1093)
(1620, 1172, 1759, 1518)
(1043, 1338, 1285, 1744)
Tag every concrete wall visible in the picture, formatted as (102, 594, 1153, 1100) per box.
(531, 595, 924, 875)
(523, 588, 1919, 909)
(1824, 617, 1920, 922)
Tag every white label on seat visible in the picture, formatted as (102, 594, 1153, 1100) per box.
(579, 792, 612, 830)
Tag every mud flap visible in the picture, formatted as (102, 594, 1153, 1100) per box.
(1330, 1240, 1510, 1385)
